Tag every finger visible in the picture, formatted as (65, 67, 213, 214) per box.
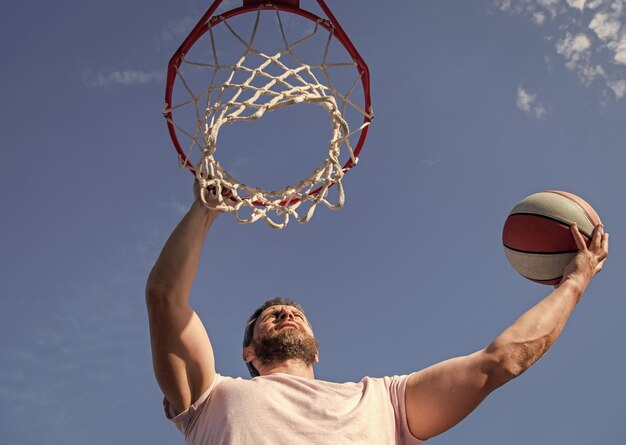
(570, 223, 587, 251)
(602, 232, 609, 252)
(591, 224, 604, 249)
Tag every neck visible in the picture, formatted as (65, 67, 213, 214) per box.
(257, 359, 315, 379)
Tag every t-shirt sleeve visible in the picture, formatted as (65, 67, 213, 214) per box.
(163, 374, 224, 437)
(387, 374, 424, 445)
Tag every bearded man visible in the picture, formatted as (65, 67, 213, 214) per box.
(146, 181, 608, 444)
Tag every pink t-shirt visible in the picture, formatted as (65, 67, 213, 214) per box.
(164, 373, 422, 445)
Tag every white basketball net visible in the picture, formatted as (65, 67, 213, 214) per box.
(165, 7, 372, 229)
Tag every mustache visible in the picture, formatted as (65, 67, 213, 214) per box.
(274, 321, 302, 331)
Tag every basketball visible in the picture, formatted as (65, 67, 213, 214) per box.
(502, 190, 602, 285)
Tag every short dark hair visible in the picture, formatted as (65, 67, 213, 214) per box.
(243, 297, 307, 377)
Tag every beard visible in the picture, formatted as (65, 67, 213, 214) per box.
(252, 327, 318, 368)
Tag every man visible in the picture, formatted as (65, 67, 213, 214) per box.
(146, 181, 608, 444)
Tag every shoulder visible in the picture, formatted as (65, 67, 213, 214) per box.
(361, 374, 414, 389)
(164, 374, 249, 434)
(164, 374, 224, 418)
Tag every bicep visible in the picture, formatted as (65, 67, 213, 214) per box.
(146, 297, 216, 414)
(405, 350, 503, 440)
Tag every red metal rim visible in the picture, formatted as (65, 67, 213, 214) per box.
(164, 0, 372, 205)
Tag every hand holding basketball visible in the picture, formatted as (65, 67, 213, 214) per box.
(556, 223, 609, 289)
(502, 190, 604, 285)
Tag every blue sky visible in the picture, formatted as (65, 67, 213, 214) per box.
(1, 1, 625, 444)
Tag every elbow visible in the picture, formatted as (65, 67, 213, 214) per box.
(145, 287, 163, 310)
(145, 273, 171, 305)
(496, 355, 525, 383)
(145, 285, 161, 305)
(484, 346, 526, 389)
(145, 264, 174, 301)
(145, 285, 178, 317)
(145, 275, 186, 309)
(145, 284, 173, 306)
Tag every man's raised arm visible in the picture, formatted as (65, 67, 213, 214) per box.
(404, 223, 609, 441)
(146, 181, 221, 415)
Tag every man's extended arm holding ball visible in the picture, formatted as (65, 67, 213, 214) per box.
(404, 223, 609, 441)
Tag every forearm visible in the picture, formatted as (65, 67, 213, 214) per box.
(146, 201, 219, 303)
(488, 278, 587, 379)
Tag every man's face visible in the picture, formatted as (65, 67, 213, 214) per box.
(246, 305, 318, 369)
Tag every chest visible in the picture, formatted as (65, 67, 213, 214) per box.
(193, 380, 397, 444)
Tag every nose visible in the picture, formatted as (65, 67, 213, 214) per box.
(278, 307, 295, 321)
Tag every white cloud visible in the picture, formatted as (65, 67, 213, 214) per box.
(556, 32, 594, 79)
(495, 0, 626, 101)
(160, 16, 197, 42)
(615, 35, 626, 63)
(586, 0, 606, 9)
(84, 70, 163, 87)
(533, 11, 547, 25)
(566, 0, 587, 11)
(516, 88, 534, 112)
(589, 12, 621, 41)
(496, 0, 512, 11)
(607, 79, 626, 97)
(580, 63, 607, 83)
(557, 32, 592, 58)
(537, 0, 562, 17)
(516, 87, 548, 119)
(158, 199, 189, 215)
(587, 4, 626, 66)
(421, 156, 443, 167)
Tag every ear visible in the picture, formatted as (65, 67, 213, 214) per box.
(243, 346, 255, 364)
(314, 350, 319, 364)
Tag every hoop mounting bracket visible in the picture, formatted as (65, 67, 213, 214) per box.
(243, 0, 300, 7)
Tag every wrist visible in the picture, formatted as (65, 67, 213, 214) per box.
(556, 274, 588, 299)
(191, 200, 221, 221)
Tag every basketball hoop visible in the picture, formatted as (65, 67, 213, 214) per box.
(164, 0, 372, 229)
